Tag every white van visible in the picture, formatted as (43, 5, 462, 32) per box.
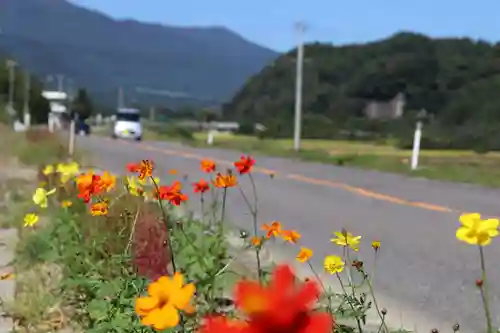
(112, 108, 143, 141)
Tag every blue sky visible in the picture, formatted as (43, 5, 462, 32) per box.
(72, 0, 500, 52)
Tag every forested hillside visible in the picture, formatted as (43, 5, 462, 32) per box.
(223, 32, 500, 150)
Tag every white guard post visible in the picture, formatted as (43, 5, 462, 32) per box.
(411, 121, 423, 170)
(207, 130, 215, 146)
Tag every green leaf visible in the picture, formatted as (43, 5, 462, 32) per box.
(96, 281, 121, 298)
(87, 298, 110, 322)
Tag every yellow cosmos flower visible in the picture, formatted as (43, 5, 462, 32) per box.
(324, 255, 345, 274)
(135, 273, 195, 330)
(456, 213, 499, 246)
(42, 165, 54, 176)
(126, 176, 144, 197)
(56, 161, 80, 184)
(32, 188, 56, 208)
(371, 240, 381, 251)
(42, 164, 55, 176)
(23, 213, 39, 227)
(61, 200, 73, 208)
(331, 230, 361, 252)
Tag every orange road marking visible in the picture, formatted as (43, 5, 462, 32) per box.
(115, 140, 455, 213)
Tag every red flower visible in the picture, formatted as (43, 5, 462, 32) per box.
(156, 181, 188, 206)
(126, 162, 140, 173)
(201, 159, 216, 173)
(234, 155, 255, 175)
(193, 179, 210, 194)
(235, 264, 332, 333)
(76, 172, 103, 203)
(198, 316, 246, 333)
(199, 265, 332, 333)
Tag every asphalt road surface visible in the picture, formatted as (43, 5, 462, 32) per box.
(76, 135, 500, 333)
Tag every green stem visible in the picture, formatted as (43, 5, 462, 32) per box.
(364, 269, 389, 333)
(307, 261, 334, 315)
(479, 246, 493, 333)
(336, 273, 363, 333)
(344, 247, 357, 298)
(220, 187, 227, 224)
(150, 177, 177, 274)
(200, 194, 205, 224)
(124, 204, 141, 255)
(239, 176, 263, 283)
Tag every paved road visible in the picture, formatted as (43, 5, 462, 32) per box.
(76, 135, 500, 333)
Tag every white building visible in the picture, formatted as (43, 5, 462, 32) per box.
(42, 90, 68, 132)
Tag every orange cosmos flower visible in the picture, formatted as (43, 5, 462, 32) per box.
(169, 169, 178, 175)
(250, 236, 262, 247)
(213, 172, 238, 188)
(296, 247, 313, 263)
(156, 181, 188, 206)
(76, 171, 102, 203)
(138, 160, 154, 180)
(135, 273, 195, 331)
(228, 264, 332, 333)
(201, 159, 216, 173)
(261, 221, 282, 238)
(99, 171, 116, 192)
(234, 155, 255, 175)
(192, 179, 210, 193)
(90, 201, 108, 216)
(282, 230, 301, 244)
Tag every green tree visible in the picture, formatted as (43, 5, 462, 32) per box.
(0, 59, 50, 124)
(72, 88, 94, 120)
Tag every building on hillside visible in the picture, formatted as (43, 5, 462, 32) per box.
(364, 92, 405, 120)
(42, 90, 68, 131)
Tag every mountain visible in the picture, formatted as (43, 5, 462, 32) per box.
(0, 0, 279, 107)
(223, 31, 500, 150)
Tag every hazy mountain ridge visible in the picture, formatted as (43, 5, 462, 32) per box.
(0, 0, 279, 106)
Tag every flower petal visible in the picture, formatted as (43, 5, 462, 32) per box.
(301, 312, 334, 333)
(148, 277, 170, 297)
(482, 218, 499, 230)
(456, 227, 476, 245)
(459, 213, 480, 227)
(135, 296, 158, 316)
(156, 303, 180, 330)
(171, 282, 195, 310)
(234, 280, 270, 314)
(172, 272, 184, 288)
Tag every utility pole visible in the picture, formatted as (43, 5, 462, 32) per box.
(56, 74, 64, 92)
(293, 22, 306, 152)
(23, 72, 31, 127)
(149, 106, 155, 121)
(68, 83, 76, 156)
(6, 60, 16, 118)
(117, 87, 124, 108)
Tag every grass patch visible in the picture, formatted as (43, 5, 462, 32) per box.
(150, 128, 500, 187)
